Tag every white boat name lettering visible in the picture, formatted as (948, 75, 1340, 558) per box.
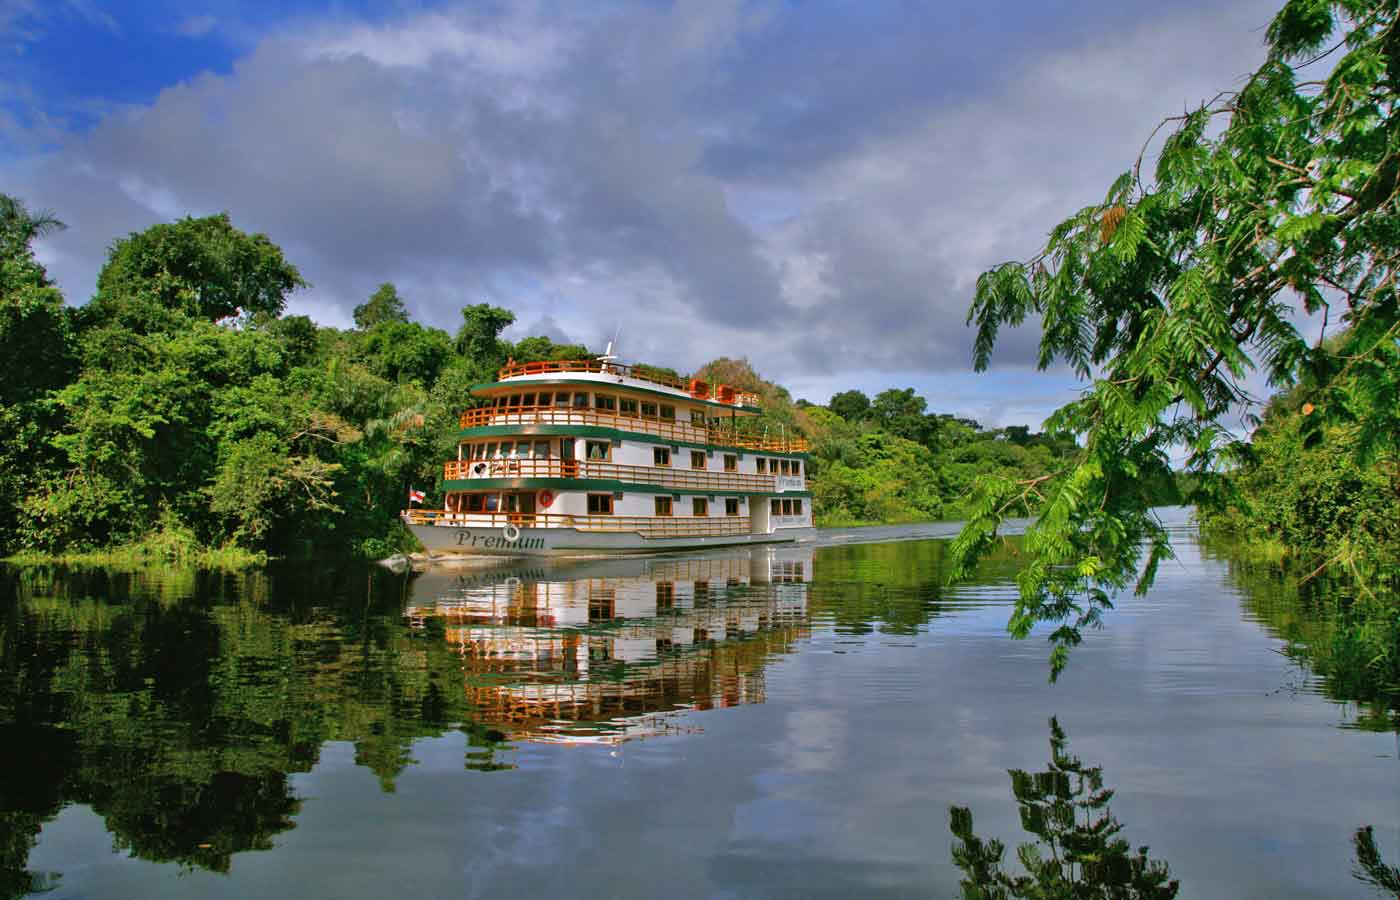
(454, 529, 546, 550)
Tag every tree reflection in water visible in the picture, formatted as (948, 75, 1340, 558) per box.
(1353, 827, 1400, 898)
(0, 548, 823, 891)
(950, 718, 1400, 899)
(949, 717, 1180, 899)
(3, 545, 1396, 897)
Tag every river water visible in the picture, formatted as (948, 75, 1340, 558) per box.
(1, 509, 1396, 898)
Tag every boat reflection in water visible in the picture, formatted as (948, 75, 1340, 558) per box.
(405, 546, 813, 746)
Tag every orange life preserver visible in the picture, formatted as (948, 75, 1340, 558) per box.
(539, 490, 555, 508)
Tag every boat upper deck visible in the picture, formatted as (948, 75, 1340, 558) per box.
(462, 358, 807, 453)
(474, 359, 763, 411)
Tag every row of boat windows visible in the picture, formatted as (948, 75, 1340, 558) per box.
(450, 493, 804, 517)
(489, 391, 709, 423)
(462, 439, 623, 462)
(467, 440, 556, 460)
(461, 439, 803, 475)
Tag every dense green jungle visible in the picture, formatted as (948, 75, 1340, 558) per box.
(0, 194, 1103, 565)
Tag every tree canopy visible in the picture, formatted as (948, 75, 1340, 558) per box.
(89, 213, 305, 330)
(353, 282, 409, 330)
(949, 0, 1400, 677)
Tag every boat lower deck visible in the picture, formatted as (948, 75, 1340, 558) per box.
(407, 520, 816, 557)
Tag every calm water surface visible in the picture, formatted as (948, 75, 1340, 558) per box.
(2, 509, 1396, 898)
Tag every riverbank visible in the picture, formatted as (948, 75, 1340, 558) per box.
(3, 526, 267, 569)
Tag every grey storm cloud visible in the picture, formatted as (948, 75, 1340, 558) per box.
(12, 0, 1278, 382)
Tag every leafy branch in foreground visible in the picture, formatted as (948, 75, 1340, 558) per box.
(948, 0, 1400, 678)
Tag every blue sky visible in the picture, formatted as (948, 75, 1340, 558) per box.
(3, 0, 1281, 427)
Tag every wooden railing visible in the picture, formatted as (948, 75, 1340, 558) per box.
(498, 359, 689, 390)
(404, 509, 752, 537)
(458, 405, 808, 452)
(494, 359, 763, 408)
(444, 458, 788, 492)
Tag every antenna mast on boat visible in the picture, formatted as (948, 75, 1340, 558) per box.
(596, 326, 621, 373)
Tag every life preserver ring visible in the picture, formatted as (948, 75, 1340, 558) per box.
(538, 490, 554, 508)
(502, 523, 521, 542)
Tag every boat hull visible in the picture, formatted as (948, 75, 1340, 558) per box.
(407, 522, 816, 557)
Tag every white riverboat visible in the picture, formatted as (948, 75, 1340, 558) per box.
(402, 355, 815, 557)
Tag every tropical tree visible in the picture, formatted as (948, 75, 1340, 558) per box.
(828, 389, 872, 423)
(949, 0, 1400, 677)
(87, 212, 305, 330)
(0, 196, 78, 553)
(455, 304, 515, 364)
(353, 282, 410, 330)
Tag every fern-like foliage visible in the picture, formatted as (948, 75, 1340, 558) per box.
(952, 0, 1400, 678)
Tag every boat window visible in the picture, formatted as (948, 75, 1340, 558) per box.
(724, 454, 737, 472)
(534, 441, 550, 459)
(640, 401, 658, 418)
(692, 498, 708, 516)
(594, 394, 617, 412)
(792, 460, 802, 476)
(690, 451, 705, 469)
(792, 498, 803, 515)
(573, 392, 590, 409)
(471, 444, 483, 460)
(654, 496, 673, 516)
(521, 393, 536, 407)
(659, 404, 675, 421)
(516, 441, 532, 458)
(505, 494, 521, 513)
(770, 498, 781, 515)
(725, 498, 739, 516)
(508, 394, 522, 408)
(586, 440, 610, 460)
(587, 493, 613, 515)
(485, 494, 501, 512)
(467, 494, 484, 512)
(756, 458, 766, 473)
(781, 499, 793, 515)
(691, 410, 705, 424)
(554, 392, 571, 408)
(536, 392, 551, 407)
(654, 447, 670, 467)
(620, 397, 639, 417)
(485, 442, 499, 458)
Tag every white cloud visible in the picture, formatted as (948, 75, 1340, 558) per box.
(7, 0, 1285, 426)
